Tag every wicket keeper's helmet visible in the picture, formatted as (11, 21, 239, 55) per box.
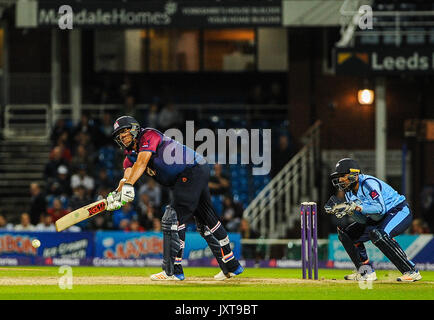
(112, 116, 140, 149)
(330, 158, 361, 191)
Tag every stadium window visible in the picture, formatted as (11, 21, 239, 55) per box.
(203, 29, 255, 71)
(406, 28, 425, 45)
(429, 28, 434, 44)
(383, 28, 402, 46)
(94, 30, 129, 72)
(359, 32, 380, 45)
(148, 29, 199, 72)
(257, 28, 288, 71)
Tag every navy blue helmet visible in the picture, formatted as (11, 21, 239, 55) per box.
(112, 116, 140, 149)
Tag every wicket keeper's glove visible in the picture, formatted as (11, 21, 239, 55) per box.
(107, 191, 122, 211)
(120, 183, 135, 205)
(324, 196, 362, 218)
(325, 195, 350, 218)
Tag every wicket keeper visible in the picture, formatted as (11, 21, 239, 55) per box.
(106, 116, 244, 281)
(325, 158, 421, 282)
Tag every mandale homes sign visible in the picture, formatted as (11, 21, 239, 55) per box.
(16, 0, 282, 28)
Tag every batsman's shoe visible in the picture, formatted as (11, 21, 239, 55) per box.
(174, 273, 185, 281)
(344, 271, 377, 281)
(397, 270, 422, 282)
(150, 271, 182, 281)
(214, 265, 244, 281)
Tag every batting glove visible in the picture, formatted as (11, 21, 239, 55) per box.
(120, 183, 135, 205)
(107, 191, 122, 211)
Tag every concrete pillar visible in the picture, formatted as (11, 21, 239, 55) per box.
(69, 30, 82, 125)
(375, 77, 387, 180)
(2, 22, 9, 107)
(51, 29, 61, 125)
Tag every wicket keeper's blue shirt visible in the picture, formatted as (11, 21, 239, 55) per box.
(123, 128, 204, 187)
(344, 174, 406, 224)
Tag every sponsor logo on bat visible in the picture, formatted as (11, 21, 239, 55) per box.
(87, 202, 106, 216)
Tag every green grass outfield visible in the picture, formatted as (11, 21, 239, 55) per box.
(0, 266, 433, 300)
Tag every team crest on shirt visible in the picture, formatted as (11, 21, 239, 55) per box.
(142, 139, 150, 148)
(370, 190, 379, 200)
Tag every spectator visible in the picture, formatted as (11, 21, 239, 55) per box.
(29, 182, 47, 225)
(152, 217, 162, 232)
(247, 84, 266, 105)
(44, 146, 69, 180)
(158, 103, 182, 132)
(411, 218, 430, 234)
(126, 219, 145, 232)
(221, 194, 243, 232)
(119, 75, 137, 102)
(35, 214, 56, 232)
(50, 134, 73, 163)
(0, 214, 14, 230)
(99, 112, 114, 146)
(122, 95, 141, 123)
(71, 144, 95, 174)
(47, 198, 70, 222)
(270, 134, 293, 178)
(72, 112, 98, 142)
(46, 165, 72, 198)
(50, 118, 71, 147)
(239, 218, 260, 260)
(70, 164, 95, 197)
(89, 213, 112, 231)
(112, 202, 138, 230)
(267, 81, 286, 104)
(14, 213, 35, 231)
(73, 132, 95, 156)
(420, 185, 434, 233)
(68, 185, 91, 212)
(137, 193, 155, 230)
(138, 178, 161, 209)
(94, 168, 115, 191)
(146, 102, 160, 128)
(119, 219, 130, 231)
(208, 164, 231, 196)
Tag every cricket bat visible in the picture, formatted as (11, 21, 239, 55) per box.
(55, 199, 108, 232)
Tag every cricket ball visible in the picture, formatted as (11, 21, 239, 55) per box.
(32, 239, 41, 248)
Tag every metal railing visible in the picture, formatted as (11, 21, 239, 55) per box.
(337, 0, 434, 47)
(3, 104, 51, 140)
(2, 103, 288, 140)
(243, 120, 322, 239)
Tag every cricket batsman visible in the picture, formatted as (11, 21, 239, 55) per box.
(106, 116, 244, 281)
(324, 158, 422, 282)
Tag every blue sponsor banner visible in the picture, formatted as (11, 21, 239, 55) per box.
(95, 231, 241, 260)
(184, 232, 241, 262)
(95, 231, 163, 259)
(0, 231, 94, 260)
(328, 233, 434, 263)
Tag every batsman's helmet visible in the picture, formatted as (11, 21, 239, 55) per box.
(330, 158, 361, 191)
(112, 116, 140, 149)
